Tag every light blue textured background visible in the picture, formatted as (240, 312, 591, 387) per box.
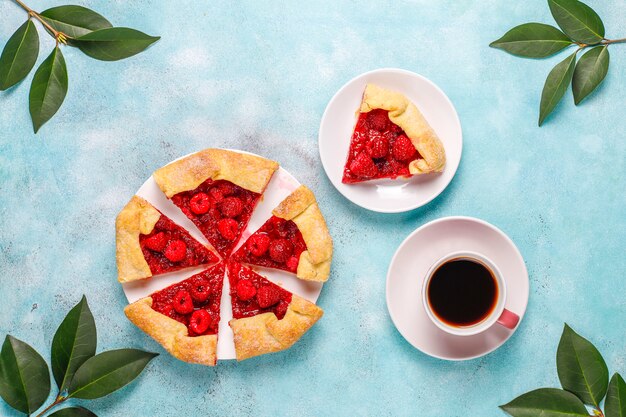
(1, 1, 625, 416)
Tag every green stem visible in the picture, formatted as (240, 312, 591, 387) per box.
(32, 394, 66, 417)
(11, 0, 67, 43)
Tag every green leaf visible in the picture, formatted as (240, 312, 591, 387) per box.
(548, 0, 605, 44)
(0, 336, 51, 415)
(40, 5, 112, 39)
(51, 295, 97, 393)
(572, 45, 609, 104)
(605, 373, 626, 417)
(500, 388, 589, 417)
(50, 406, 98, 417)
(74, 28, 160, 61)
(29, 46, 69, 133)
(539, 52, 577, 126)
(490, 23, 573, 58)
(67, 349, 157, 399)
(557, 323, 609, 406)
(0, 20, 39, 90)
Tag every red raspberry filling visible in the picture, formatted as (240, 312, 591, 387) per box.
(235, 279, 256, 301)
(256, 285, 280, 309)
(269, 239, 293, 263)
(164, 240, 187, 262)
(217, 218, 239, 241)
(173, 289, 194, 314)
(219, 197, 244, 218)
(342, 109, 423, 183)
(189, 276, 211, 303)
(143, 232, 167, 252)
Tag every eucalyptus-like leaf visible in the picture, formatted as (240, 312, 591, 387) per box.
(0, 336, 51, 415)
(500, 388, 589, 417)
(67, 349, 157, 399)
(539, 52, 576, 126)
(605, 373, 626, 417)
(40, 5, 112, 39)
(490, 23, 572, 58)
(0, 20, 39, 90)
(557, 324, 609, 406)
(74, 28, 160, 61)
(572, 45, 609, 104)
(548, 0, 605, 44)
(29, 46, 68, 133)
(49, 406, 98, 417)
(52, 295, 97, 393)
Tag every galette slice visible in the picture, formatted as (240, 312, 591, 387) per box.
(227, 261, 323, 361)
(124, 262, 225, 366)
(232, 185, 333, 282)
(153, 148, 279, 258)
(342, 83, 446, 184)
(116, 196, 219, 283)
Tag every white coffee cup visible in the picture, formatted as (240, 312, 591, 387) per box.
(421, 251, 519, 336)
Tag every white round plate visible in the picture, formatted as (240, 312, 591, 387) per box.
(319, 68, 462, 213)
(386, 216, 529, 360)
(121, 150, 324, 361)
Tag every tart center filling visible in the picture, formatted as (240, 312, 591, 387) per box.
(233, 215, 307, 273)
(342, 109, 423, 183)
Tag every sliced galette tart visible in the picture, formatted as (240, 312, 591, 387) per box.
(116, 196, 219, 283)
(124, 262, 225, 366)
(228, 262, 323, 361)
(153, 148, 279, 258)
(342, 83, 446, 184)
(232, 185, 332, 282)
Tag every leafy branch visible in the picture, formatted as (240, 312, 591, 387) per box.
(0, 1, 160, 133)
(490, 0, 623, 126)
(500, 324, 626, 417)
(0, 296, 158, 417)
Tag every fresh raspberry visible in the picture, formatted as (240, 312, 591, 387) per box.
(217, 218, 239, 241)
(217, 183, 236, 196)
(269, 239, 293, 263)
(209, 187, 224, 203)
(143, 232, 167, 252)
(161, 304, 175, 318)
(235, 279, 257, 301)
(286, 256, 299, 272)
(349, 151, 378, 178)
(190, 192, 211, 215)
(256, 285, 281, 308)
(190, 277, 211, 303)
(173, 290, 194, 314)
(367, 110, 390, 131)
(219, 197, 244, 218)
(208, 208, 221, 220)
(189, 309, 211, 334)
(247, 234, 271, 257)
(274, 300, 289, 318)
(164, 240, 187, 262)
(392, 135, 416, 161)
(366, 132, 389, 158)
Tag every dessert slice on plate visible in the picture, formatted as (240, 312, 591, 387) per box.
(153, 148, 279, 258)
(227, 261, 323, 361)
(232, 185, 333, 282)
(124, 262, 225, 366)
(342, 83, 446, 184)
(116, 196, 219, 283)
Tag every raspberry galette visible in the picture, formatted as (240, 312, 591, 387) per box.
(124, 263, 225, 365)
(232, 185, 332, 282)
(342, 83, 446, 183)
(153, 148, 279, 258)
(116, 196, 219, 282)
(228, 262, 323, 361)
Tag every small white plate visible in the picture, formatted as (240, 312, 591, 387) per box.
(319, 68, 463, 213)
(386, 216, 529, 360)
(121, 150, 323, 361)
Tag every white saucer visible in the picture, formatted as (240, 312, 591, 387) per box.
(121, 150, 323, 361)
(386, 216, 529, 360)
(318, 68, 462, 213)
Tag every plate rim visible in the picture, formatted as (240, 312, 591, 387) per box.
(385, 215, 529, 361)
(318, 67, 463, 213)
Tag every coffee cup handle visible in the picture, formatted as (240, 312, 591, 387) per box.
(496, 308, 520, 330)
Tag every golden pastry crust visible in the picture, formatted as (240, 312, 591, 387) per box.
(272, 185, 333, 282)
(153, 148, 279, 197)
(124, 297, 217, 366)
(359, 83, 446, 174)
(116, 196, 161, 283)
(229, 294, 323, 361)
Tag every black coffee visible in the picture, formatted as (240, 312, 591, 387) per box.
(427, 258, 498, 327)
